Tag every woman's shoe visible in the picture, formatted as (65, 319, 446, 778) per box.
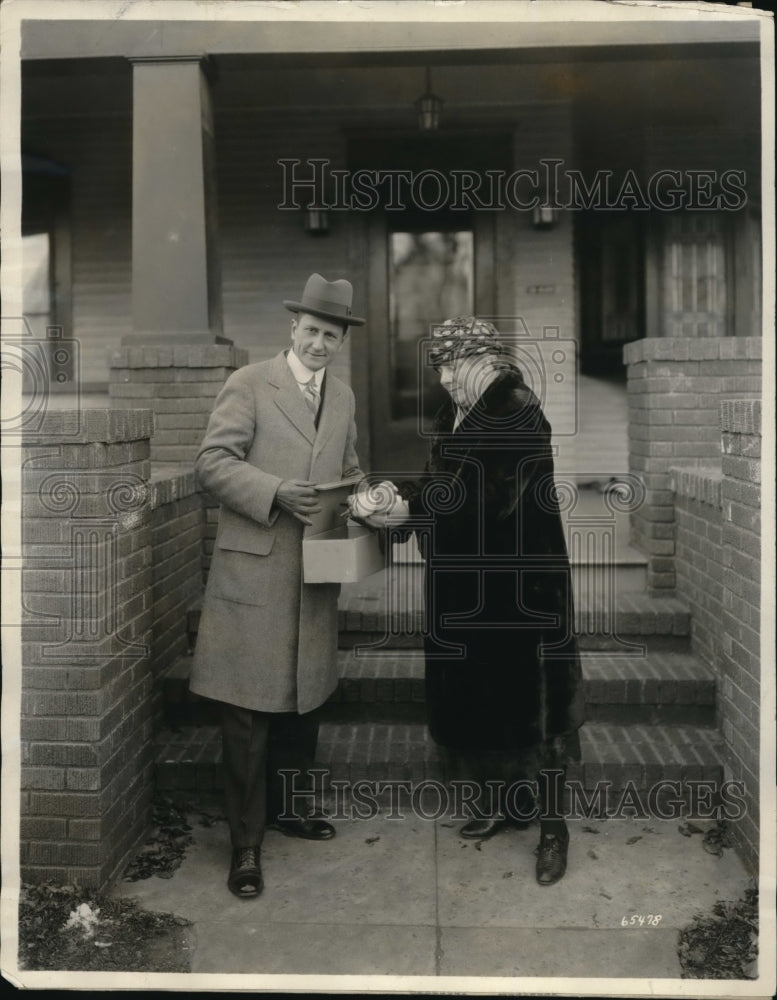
(459, 817, 508, 840)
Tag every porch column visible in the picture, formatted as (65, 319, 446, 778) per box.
(112, 57, 247, 463)
(127, 56, 223, 344)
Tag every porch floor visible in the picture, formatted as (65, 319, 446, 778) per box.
(113, 805, 751, 980)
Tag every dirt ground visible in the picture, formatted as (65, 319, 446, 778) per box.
(16, 798, 212, 973)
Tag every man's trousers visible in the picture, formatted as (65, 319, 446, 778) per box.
(220, 702, 321, 848)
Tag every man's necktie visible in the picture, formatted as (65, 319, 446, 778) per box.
(303, 378, 320, 420)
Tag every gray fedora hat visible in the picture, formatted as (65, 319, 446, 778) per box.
(283, 273, 365, 327)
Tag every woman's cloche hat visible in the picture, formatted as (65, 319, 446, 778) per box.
(284, 273, 365, 327)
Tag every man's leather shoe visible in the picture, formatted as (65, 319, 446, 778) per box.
(459, 817, 508, 840)
(272, 817, 336, 840)
(535, 829, 569, 885)
(228, 846, 263, 898)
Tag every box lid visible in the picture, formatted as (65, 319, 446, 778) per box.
(304, 475, 362, 536)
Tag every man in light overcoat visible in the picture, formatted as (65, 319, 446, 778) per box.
(190, 273, 365, 898)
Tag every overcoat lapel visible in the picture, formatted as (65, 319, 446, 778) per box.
(268, 352, 316, 445)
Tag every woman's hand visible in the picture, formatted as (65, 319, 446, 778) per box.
(347, 480, 410, 528)
(360, 498, 410, 529)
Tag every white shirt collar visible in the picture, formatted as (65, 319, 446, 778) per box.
(286, 349, 324, 388)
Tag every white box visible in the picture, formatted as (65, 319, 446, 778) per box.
(302, 523, 384, 583)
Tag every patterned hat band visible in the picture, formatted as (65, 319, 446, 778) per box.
(428, 316, 504, 369)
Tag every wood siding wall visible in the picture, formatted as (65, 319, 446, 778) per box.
(22, 113, 132, 389)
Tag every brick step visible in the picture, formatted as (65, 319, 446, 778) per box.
(327, 649, 715, 725)
(154, 721, 725, 794)
(162, 649, 715, 728)
(186, 590, 691, 654)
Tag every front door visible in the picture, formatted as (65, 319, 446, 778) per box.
(350, 131, 507, 474)
(366, 211, 496, 473)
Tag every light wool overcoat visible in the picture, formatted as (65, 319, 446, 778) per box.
(189, 350, 361, 714)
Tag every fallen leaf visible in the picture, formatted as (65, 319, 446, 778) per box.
(626, 836, 642, 845)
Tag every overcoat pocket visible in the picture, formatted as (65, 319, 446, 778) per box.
(217, 522, 275, 556)
(208, 547, 271, 606)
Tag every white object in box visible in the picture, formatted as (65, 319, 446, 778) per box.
(303, 523, 384, 583)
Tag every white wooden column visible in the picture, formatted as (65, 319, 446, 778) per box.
(128, 57, 224, 344)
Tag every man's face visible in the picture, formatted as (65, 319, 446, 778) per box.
(290, 312, 346, 372)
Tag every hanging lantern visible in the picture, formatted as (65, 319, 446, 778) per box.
(415, 67, 443, 132)
(304, 206, 330, 235)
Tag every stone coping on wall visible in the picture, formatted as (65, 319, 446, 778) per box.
(24, 408, 154, 443)
(109, 344, 249, 369)
(623, 337, 762, 365)
(149, 464, 198, 510)
(670, 466, 723, 509)
(720, 398, 762, 435)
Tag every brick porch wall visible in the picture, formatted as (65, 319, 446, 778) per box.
(624, 337, 761, 590)
(21, 410, 155, 887)
(719, 400, 761, 869)
(148, 467, 204, 725)
(672, 469, 724, 675)
(671, 399, 762, 870)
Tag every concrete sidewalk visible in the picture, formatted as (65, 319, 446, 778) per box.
(113, 810, 751, 979)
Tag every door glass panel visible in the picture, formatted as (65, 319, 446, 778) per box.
(388, 231, 474, 420)
(664, 214, 728, 337)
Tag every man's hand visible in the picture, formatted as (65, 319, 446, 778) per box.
(275, 480, 322, 526)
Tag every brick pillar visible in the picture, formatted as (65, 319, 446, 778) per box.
(719, 399, 761, 870)
(108, 344, 248, 463)
(624, 336, 761, 590)
(21, 409, 154, 888)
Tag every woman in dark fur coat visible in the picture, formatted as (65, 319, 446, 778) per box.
(359, 317, 585, 885)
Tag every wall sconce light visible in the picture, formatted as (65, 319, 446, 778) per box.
(415, 67, 443, 132)
(304, 206, 330, 235)
(532, 205, 558, 229)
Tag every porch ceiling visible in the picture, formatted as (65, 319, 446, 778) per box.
(21, 49, 761, 146)
(20, 14, 761, 63)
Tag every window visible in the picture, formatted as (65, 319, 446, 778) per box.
(663, 214, 730, 337)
